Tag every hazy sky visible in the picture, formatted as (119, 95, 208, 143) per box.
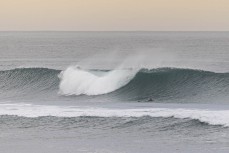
(0, 0, 229, 31)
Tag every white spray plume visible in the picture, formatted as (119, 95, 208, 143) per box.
(58, 48, 175, 96)
(59, 66, 138, 96)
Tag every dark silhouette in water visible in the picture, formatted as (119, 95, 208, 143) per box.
(147, 98, 154, 102)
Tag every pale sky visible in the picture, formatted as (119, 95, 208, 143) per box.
(0, 0, 229, 31)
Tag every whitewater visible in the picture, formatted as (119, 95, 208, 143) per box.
(59, 66, 138, 95)
(1, 103, 229, 127)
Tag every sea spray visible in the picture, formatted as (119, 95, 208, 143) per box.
(58, 66, 138, 95)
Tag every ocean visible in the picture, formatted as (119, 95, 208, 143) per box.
(1, 31, 229, 153)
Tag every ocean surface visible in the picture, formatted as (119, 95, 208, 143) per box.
(1, 32, 229, 153)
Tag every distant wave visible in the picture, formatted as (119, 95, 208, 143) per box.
(0, 103, 229, 127)
(0, 67, 229, 102)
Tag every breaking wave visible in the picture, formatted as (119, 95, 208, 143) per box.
(0, 67, 229, 102)
(59, 66, 138, 95)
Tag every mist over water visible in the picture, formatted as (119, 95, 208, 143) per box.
(1, 32, 229, 72)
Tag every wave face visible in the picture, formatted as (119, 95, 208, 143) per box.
(0, 67, 229, 102)
(0, 68, 60, 99)
(111, 68, 229, 102)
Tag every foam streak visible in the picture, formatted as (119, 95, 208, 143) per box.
(1, 103, 229, 127)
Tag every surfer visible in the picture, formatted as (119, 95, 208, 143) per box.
(147, 98, 153, 102)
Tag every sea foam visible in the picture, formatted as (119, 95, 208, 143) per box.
(59, 66, 138, 95)
(1, 103, 229, 127)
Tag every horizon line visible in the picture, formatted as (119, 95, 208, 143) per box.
(1, 30, 229, 32)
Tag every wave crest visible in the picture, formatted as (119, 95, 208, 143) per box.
(1, 67, 229, 102)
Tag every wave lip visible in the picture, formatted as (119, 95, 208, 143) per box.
(58, 66, 138, 96)
(1, 103, 229, 127)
